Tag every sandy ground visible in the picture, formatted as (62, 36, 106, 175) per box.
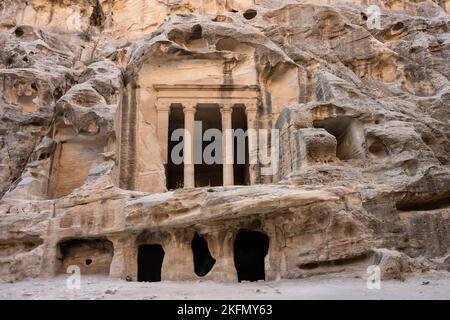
(1, 271, 449, 300)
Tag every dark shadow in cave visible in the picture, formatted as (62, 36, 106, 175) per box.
(138, 244, 165, 282)
(192, 233, 216, 277)
(234, 230, 269, 282)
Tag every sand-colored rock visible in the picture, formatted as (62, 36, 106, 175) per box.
(0, 0, 449, 283)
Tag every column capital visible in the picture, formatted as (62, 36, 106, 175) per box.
(182, 101, 197, 113)
(245, 101, 258, 114)
(219, 102, 234, 113)
(156, 101, 171, 112)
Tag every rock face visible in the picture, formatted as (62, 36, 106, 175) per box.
(0, 0, 449, 283)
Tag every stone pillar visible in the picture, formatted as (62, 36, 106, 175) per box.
(161, 231, 195, 281)
(183, 102, 196, 188)
(205, 230, 238, 282)
(246, 102, 259, 185)
(156, 101, 171, 163)
(221, 103, 234, 186)
(39, 220, 60, 278)
(109, 234, 137, 279)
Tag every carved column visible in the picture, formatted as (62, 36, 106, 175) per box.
(246, 102, 259, 185)
(183, 102, 197, 188)
(156, 101, 171, 163)
(221, 103, 234, 186)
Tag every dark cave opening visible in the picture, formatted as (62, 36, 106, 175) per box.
(190, 24, 203, 40)
(234, 230, 269, 282)
(90, 0, 106, 27)
(138, 244, 165, 282)
(396, 195, 450, 212)
(14, 27, 24, 37)
(192, 233, 216, 277)
(297, 254, 369, 270)
(243, 9, 258, 20)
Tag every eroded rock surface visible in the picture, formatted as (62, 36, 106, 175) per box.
(0, 0, 449, 283)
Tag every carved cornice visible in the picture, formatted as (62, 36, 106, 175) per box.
(154, 84, 260, 92)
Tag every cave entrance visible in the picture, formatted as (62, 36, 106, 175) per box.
(234, 230, 269, 282)
(192, 233, 216, 277)
(137, 244, 165, 282)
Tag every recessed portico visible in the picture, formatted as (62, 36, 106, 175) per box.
(155, 84, 260, 189)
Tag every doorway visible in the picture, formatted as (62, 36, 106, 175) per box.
(137, 244, 165, 282)
(234, 230, 269, 282)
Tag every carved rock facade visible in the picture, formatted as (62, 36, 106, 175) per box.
(0, 0, 449, 282)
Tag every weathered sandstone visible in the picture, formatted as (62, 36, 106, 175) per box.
(0, 0, 449, 283)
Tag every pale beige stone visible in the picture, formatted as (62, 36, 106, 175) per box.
(0, 0, 449, 285)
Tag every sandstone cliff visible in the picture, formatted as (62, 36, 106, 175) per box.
(0, 0, 449, 283)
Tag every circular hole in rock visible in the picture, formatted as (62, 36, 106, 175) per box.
(243, 9, 257, 20)
(85, 259, 93, 265)
(14, 27, 24, 37)
(392, 22, 404, 31)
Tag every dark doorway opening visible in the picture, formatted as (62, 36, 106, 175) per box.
(138, 244, 165, 282)
(195, 105, 223, 187)
(167, 105, 185, 190)
(232, 106, 249, 185)
(234, 230, 269, 282)
(192, 233, 216, 277)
